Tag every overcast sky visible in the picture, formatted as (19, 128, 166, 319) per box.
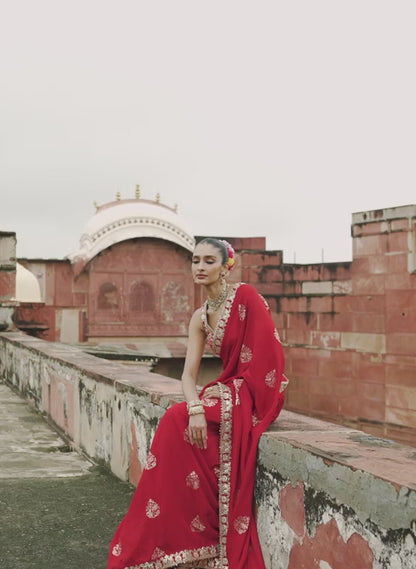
(1, 0, 415, 264)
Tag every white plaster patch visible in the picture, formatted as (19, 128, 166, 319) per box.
(60, 309, 80, 343)
(257, 479, 294, 569)
(340, 332, 386, 353)
(58, 382, 68, 419)
(125, 393, 166, 473)
(320, 562, 332, 569)
(0, 307, 14, 329)
(385, 553, 405, 569)
(333, 280, 352, 294)
(302, 281, 332, 295)
(311, 331, 340, 348)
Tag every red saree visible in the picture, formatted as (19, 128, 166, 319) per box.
(108, 283, 287, 569)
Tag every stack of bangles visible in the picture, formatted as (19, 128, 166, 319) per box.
(187, 399, 205, 416)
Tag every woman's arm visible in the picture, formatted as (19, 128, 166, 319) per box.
(181, 309, 208, 449)
(181, 309, 206, 403)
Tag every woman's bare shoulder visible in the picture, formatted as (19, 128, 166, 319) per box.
(189, 307, 204, 331)
(191, 306, 203, 318)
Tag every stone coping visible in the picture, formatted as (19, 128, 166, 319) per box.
(268, 412, 416, 492)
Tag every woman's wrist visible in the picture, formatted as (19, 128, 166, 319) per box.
(187, 399, 205, 416)
(188, 405, 205, 416)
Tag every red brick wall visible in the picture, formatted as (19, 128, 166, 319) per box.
(239, 206, 416, 446)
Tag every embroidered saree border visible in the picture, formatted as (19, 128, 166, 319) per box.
(218, 383, 233, 569)
(202, 283, 242, 355)
(125, 545, 219, 569)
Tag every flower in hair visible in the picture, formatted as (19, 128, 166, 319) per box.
(220, 240, 235, 271)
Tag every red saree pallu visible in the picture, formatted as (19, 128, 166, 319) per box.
(108, 283, 287, 569)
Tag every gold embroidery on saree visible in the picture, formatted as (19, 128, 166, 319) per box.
(112, 542, 122, 557)
(201, 283, 242, 355)
(201, 397, 218, 407)
(146, 499, 160, 519)
(218, 383, 233, 568)
(125, 544, 220, 569)
(190, 515, 206, 532)
(239, 344, 252, 363)
(186, 471, 200, 490)
(265, 369, 277, 388)
(233, 378, 244, 405)
(233, 515, 250, 535)
(144, 452, 157, 470)
(151, 547, 166, 560)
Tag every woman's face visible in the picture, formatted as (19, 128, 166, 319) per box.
(192, 243, 226, 285)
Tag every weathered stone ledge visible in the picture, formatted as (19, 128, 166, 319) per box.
(1, 332, 415, 569)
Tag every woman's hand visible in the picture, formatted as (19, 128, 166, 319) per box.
(188, 412, 208, 450)
(203, 385, 221, 399)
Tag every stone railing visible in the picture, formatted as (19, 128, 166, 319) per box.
(0, 332, 415, 569)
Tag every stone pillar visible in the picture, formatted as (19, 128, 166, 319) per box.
(0, 231, 17, 330)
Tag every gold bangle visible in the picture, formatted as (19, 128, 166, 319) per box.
(189, 404, 204, 412)
(188, 406, 205, 416)
(187, 399, 201, 411)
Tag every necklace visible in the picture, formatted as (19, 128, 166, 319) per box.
(206, 282, 229, 313)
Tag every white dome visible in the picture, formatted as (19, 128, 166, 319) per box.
(15, 263, 42, 303)
(69, 198, 195, 264)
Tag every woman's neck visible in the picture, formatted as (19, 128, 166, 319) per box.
(204, 280, 230, 314)
(204, 281, 224, 299)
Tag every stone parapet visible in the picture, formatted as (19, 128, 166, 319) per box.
(0, 332, 415, 568)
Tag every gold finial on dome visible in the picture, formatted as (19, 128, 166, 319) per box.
(135, 184, 140, 199)
(174, 203, 178, 212)
(116, 191, 121, 200)
(156, 193, 160, 203)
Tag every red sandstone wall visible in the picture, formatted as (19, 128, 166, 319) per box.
(86, 238, 193, 338)
(19, 239, 195, 342)
(236, 206, 416, 446)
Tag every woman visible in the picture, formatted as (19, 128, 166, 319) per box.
(108, 238, 287, 569)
